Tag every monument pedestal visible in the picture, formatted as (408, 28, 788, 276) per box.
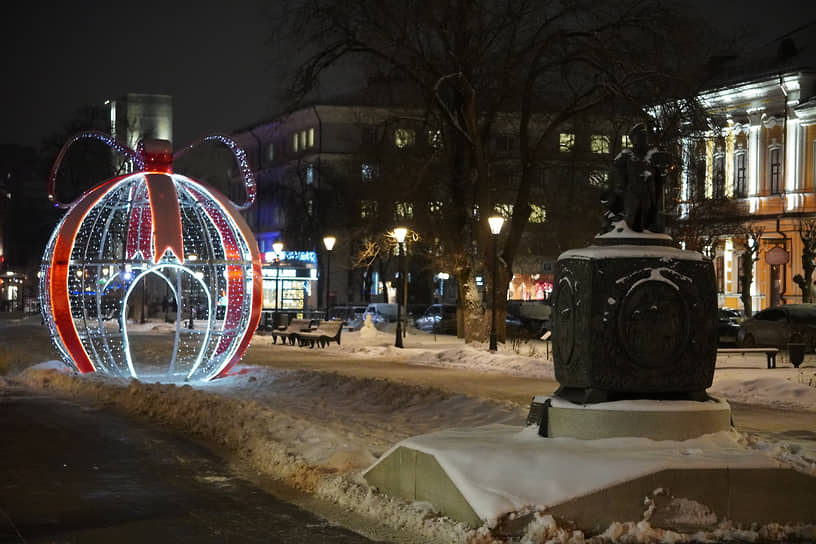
(552, 240, 717, 402)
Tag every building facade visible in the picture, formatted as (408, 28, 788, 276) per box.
(679, 68, 816, 311)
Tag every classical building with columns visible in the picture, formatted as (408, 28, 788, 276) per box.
(679, 63, 816, 311)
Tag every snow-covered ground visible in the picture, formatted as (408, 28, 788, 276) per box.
(2, 316, 815, 543)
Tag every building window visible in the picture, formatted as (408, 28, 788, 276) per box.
(734, 151, 747, 197)
(559, 133, 575, 152)
(395, 201, 414, 220)
(769, 146, 782, 194)
(299, 130, 307, 151)
(306, 199, 313, 217)
(360, 200, 377, 218)
(361, 162, 377, 182)
(429, 201, 443, 215)
(589, 171, 609, 187)
(495, 135, 515, 153)
(713, 153, 725, 199)
(363, 126, 378, 145)
(427, 129, 442, 149)
(306, 164, 314, 185)
(715, 256, 724, 293)
(529, 204, 546, 223)
(308, 127, 315, 148)
(266, 143, 275, 161)
(395, 128, 415, 148)
(591, 135, 610, 154)
(622, 134, 632, 148)
(292, 133, 299, 152)
(495, 203, 513, 217)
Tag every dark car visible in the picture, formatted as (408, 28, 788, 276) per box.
(718, 308, 744, 346)
(737, 304, 816, 351)
(415, 304, 457, 334)
(328, 305, 367, 330)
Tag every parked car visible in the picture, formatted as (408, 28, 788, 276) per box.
(718, 307, 744, 346)
(415, 304, 457, 334)
(737, 304, 816, 351)
(328, 305, 367, 330)
(363, 303, 399, 324)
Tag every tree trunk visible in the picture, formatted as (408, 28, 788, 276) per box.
(457, 270, 483, 343)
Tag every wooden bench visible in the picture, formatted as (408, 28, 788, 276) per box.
(296, 320, 343, 348)
(717, 347, 780, 369)
(270, 318, 314, 345)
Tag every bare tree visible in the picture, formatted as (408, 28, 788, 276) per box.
(795, 218, 816, 303)
(282, 0, 719, 341)
(736, 224, 764, 317)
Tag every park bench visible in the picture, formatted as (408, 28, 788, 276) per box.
(717, 347, 780, 369)
(296, 320, 343, 348)
(270, 318, 314, 345)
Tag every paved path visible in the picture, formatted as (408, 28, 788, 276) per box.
(0, 388, 383, 544)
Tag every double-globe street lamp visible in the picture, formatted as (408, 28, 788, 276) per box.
(393, 227, 407, 349)
(488, 216, 505, 351)
(272, 241, 284, 328)
(323, 235, 336, 316)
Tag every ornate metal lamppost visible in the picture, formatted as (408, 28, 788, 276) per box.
(323, 235, 336, 315)
(488, 216, 504, 351)
(393, 227, 407, 348)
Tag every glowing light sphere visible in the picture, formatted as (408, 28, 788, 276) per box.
(40, 133, 261, 381)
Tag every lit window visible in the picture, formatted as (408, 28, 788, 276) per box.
(559, 133, 575, 152)
(591, 135, 609, 154)
(308, 128, 315, 148)
(622, 134, 632, 148)
(307, 199, 313, 216)
(360, 200, 377, 218)
(713, 153, 725, 198)
(293, 133, 299, 152)
(589, 171, 609, 187)
(735, 151, 747, 197)
(395, 128, 416, 148)
(306, 164, 314, 185)
(395, 202, 413, 220)
(300, 130, 307, 150)
(769, 146, 782, 194)
(361, 163, 377, 182)
(427, 129, 442, 148)
(529, 204, 546, 223)
(266, 143, 275, 161)
(429, 201, 443, 215)
(495, 203, 513, 216)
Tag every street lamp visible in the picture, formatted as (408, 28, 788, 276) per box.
(273, 241, 284, 328)
(393, 227, 407, 349)
(488, 216, 505, 351)
(323, 236, 336, 316)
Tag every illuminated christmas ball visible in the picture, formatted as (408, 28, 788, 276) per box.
(40, 133, 261, 381)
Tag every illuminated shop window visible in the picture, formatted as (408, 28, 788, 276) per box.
(559, 133, 575, 152)
(591, 135, 610, 154)
(395, 128, 415, 148)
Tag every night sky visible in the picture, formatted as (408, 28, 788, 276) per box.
(2, 0, 814, 150)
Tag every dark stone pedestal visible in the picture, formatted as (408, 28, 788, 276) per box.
(552, 243, 717, 403)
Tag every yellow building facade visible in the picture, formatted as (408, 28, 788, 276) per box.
(681, 71, 816, 312)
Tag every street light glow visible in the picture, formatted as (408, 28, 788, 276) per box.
(488, 216, 505, 235)
(393, 227, 408, 243)
(323, 236, 336, 251)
